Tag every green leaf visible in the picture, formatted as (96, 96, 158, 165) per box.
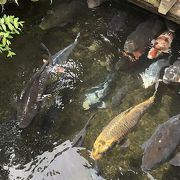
(1, 24, 6, 31)
(0, 32, 5, 36)
(7, 51, 16, 57)
(13, 18, 19, 29)
(0, 0, 7, 5)
(2, 37, 6, 46)
(0, 14, 24, 58)
(6, 39, 11, 45)
(0, 18, 4, 24)
(4, 32, 9, 38)
(19, 21, 24, 27)
(5, 45, 10, 50)
(4, 15, 10, 24)
(14, 29, 19, 34)
(8, 35, 13, 38)
(9, 16, 15, 23)
(7, 23, 14, 31)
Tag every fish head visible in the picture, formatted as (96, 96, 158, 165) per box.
(83, 92, 100, 110)
(132, 50, 142, 60)
(155, 38, 168, 49)
(163, 66, 180, 84)
(107, 28, 115, 37)
(141, 139, 164, 171)
(87, 0, 104, 8)
(124, 39, 136, 53)
(154, 32, 173, 50)
(139, 73, 155, 89)
(147, 47, 161, 59)
(82, 99, 91, 110)
(91, 135, 114, 160)
(141, 123, 174, 171)
(39, 8, 69, 30)
(39, 11, 57, 30)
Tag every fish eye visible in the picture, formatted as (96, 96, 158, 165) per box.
(157, 132, 163, 140)
(168, 72, 175, 79)
(164, 38, 169, 42)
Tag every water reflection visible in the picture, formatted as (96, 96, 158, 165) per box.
(43, 57, 83, 109)
(8, 140, 104, 180)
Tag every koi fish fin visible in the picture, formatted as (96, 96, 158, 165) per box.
(37, 94, 52, 102)
(169, 153, 180, 166)
(150, 39, 156, 45)
(163, 49, 171, 54)
(140, 140, 148, 150)
(153, 81, 160, 96)
(120, 138, 130, 148)
(142, 170, 157, 180)
(97, 101, 106, 109)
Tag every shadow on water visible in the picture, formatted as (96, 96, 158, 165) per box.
(0, 0, 180, 179)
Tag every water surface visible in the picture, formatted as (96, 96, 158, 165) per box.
(0, 1, 180, 179)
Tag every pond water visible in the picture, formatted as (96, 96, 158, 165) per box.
(0, 0, 180, 180)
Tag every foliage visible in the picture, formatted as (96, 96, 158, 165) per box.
(0, 14, 24, 57)
(0, 0, 52, 58)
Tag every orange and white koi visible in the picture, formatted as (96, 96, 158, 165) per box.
(147, 31, 174, 60)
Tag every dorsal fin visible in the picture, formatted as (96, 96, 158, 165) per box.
(40, 43, 53, 65)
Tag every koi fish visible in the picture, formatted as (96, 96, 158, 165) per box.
(142, 114, 180, 171)
(91, 94, 155, 160)
(147, 31, 174, 60)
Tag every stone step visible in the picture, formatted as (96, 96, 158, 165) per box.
(158, 0, 177, 15)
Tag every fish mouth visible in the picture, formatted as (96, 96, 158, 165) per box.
(87, 1, 99, 8)
(107, 31, 113, 37)
(124, 41, 135, 53)
(162, 78, 170, 84)
(39, 23, 48, 30)
(82, 100, 91, 110)
(90, 152, 102, 161)
(147, 54, 153, 60)
(18, 116, 34, 129)
(141, 164, 151, 172)
(132, 50, 142, 60)
(123, 51, 136, 62)
(147, 48, 161, 60)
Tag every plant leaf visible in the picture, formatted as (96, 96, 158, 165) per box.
(13, 18, 19, 28)
(7, 22, 14, 31)
(1, 24, 6, 31)
(2, 36, 6, 46)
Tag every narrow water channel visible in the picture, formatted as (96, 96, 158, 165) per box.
(0, 1, 180, 179)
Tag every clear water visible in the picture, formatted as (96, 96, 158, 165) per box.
(0, 1, 180, 179)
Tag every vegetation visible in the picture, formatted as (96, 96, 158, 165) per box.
(0, 0, 23, 57)
(0, 0, 53, 58)
(0, 14, 24, 57)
